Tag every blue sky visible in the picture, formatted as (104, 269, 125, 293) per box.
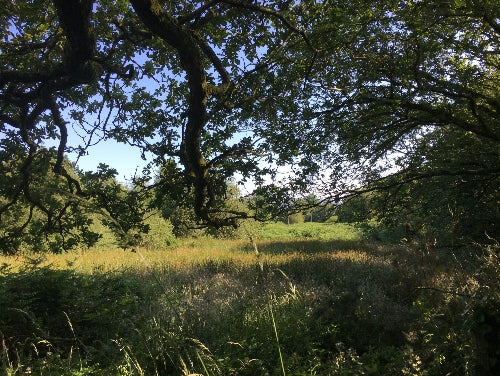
(42, 128, 151, 182)
(70, 139, 150, 181)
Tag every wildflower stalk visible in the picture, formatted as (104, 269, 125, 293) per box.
(269, 300, 286, 376)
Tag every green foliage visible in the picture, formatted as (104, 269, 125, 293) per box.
(80, 164, 154, 249)
(1, 229, 499, 374)
(0, 148, 101, 254)
(336, 194, 375, 223)
(2, 1, 498, 246)
(249, 184, 296, 223)
(362, 128, 500, 245)
(1, 0, 325, 231)
(139, 214, 177, 249)
(288, 212, 305, 224)
(320, 1, 499, 246)
(325, 215, 339, 223)
(0, 155, 178, 254)
(87, 211, 177, 250)
(311, 205, 337, 223)
(260, 221, 363, 241)
(0, 262, 157, 374)
(156, 167, 256, 239)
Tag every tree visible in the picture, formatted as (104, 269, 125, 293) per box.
(0, 0, 318, 251)
(1, 1, 498, 251)
(0, 146, 100, 253)
(365, 127, 499, 244)
(80, 163, 154, 248)
(0, 144, 155, 253)
(154, 160, 254, 237)
(284, 0, 499, 244)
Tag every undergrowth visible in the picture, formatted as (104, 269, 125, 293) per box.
(0, 223, 498, 375)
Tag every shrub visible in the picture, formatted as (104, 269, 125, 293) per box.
(288, 213, 305, 224)
(325, 215, 338, 223)
(140, 215, 177, 249)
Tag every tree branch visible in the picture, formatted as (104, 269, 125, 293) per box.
(220, 0, 318, 52)
(177, 0, 222, 25)
(47, 97, 84, 195)
(130, 0, 213, 223)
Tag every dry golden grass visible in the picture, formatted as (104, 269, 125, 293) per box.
(0, 239, 247, 272)
(0, 237, 377, 274)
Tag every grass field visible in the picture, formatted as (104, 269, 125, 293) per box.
(0, 222, 498, 375)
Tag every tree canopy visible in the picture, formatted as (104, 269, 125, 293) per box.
(297, 0, 500, 243)
(1, 0, 499, 252)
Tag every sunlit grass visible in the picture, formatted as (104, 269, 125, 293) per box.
(0, 239, 245, 272)
(260, 221, 362, 240)
(0, 241, 377, 277)
(0, 222, 365, 274)
(1, 222, 495, 375)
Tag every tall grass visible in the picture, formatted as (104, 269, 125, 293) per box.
(0, 222, 498, 375)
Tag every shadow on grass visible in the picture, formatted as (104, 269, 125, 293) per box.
(0, 266, 161, 369)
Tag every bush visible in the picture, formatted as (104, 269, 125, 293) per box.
(140, 215, 178, 249)
(288, 213, 305, 224)
(325, 215, 339, 223)
(206, 218, 262, 239)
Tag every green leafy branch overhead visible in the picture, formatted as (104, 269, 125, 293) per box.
(1, 0, 499, 251)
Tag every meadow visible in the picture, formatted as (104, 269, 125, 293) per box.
(0, 222, 498, 375)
